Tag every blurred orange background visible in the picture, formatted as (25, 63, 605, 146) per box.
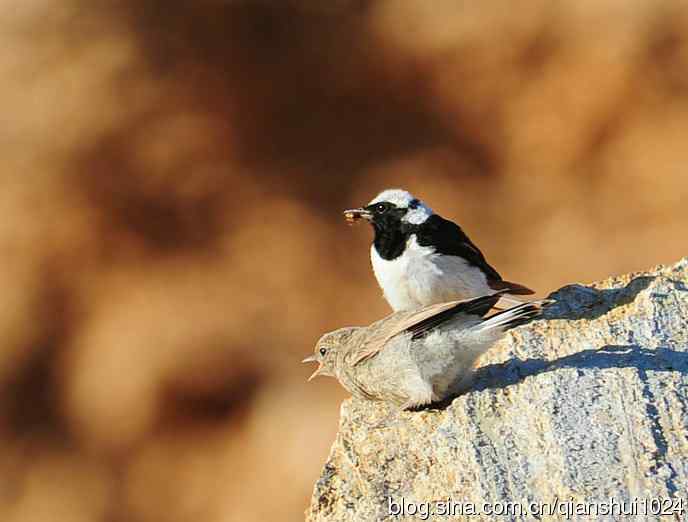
(1, 1, 688, 521)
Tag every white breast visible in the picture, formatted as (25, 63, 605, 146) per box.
(371, 235, 493, 311)
(371, 242, 419, 311)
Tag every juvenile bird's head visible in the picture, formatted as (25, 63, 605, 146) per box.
(303, 327, 358, 381)
(343, 189, 434, 230)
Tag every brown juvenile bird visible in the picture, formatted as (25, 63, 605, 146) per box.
(303, 293, 546, 409)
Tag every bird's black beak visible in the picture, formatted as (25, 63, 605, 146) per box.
(343, 207, 373, 224)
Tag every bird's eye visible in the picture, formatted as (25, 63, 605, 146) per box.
(319, 347, 327, 356)
(376, 203, 387, 214)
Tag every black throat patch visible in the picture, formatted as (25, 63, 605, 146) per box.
(372, 221, 411, 260)
(370, 208, 420, 260)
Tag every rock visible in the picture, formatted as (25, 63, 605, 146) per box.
(306, 259, 688, 521)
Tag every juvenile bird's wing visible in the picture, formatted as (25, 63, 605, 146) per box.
(351, 294, 502, 365)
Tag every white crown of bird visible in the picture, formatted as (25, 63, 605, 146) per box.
(369, 189, 434, 225)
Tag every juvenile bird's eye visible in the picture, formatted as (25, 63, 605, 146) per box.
(319, 347, 327, 356)
(376, 203, 387, 214)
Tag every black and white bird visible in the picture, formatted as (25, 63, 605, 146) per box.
(344, 188, 534, 311)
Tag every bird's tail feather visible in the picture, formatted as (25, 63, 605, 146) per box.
(476, 299, 550, 332)
(493, 294, 526, 310)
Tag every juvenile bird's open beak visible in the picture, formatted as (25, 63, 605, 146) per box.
(302, 355, 323, 381)
(307, 366, 324, 381)
(343, 208, 372, 224)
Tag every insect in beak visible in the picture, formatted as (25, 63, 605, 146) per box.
(343, 208, 372, 225)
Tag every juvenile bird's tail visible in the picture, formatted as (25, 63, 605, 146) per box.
(476, 299, 550, 332)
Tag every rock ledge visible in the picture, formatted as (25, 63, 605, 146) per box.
(306, 259, 688, 521)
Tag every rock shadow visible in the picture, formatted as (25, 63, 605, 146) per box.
(472, 344, 688, 394)
(415, 345, 688, 413)
(543, 275, 656, 321)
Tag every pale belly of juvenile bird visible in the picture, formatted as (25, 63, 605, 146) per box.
(371, 236, 492, 311)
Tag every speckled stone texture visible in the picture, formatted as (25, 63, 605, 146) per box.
(306, 259, 688, 521)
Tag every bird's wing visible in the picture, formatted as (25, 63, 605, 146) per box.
(417, 215, 503, 282)
(419, 215, 535, 295)
(351, 294, 503, 365)
(487, 278, 535, 295)
(403, 293, 502, 340)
